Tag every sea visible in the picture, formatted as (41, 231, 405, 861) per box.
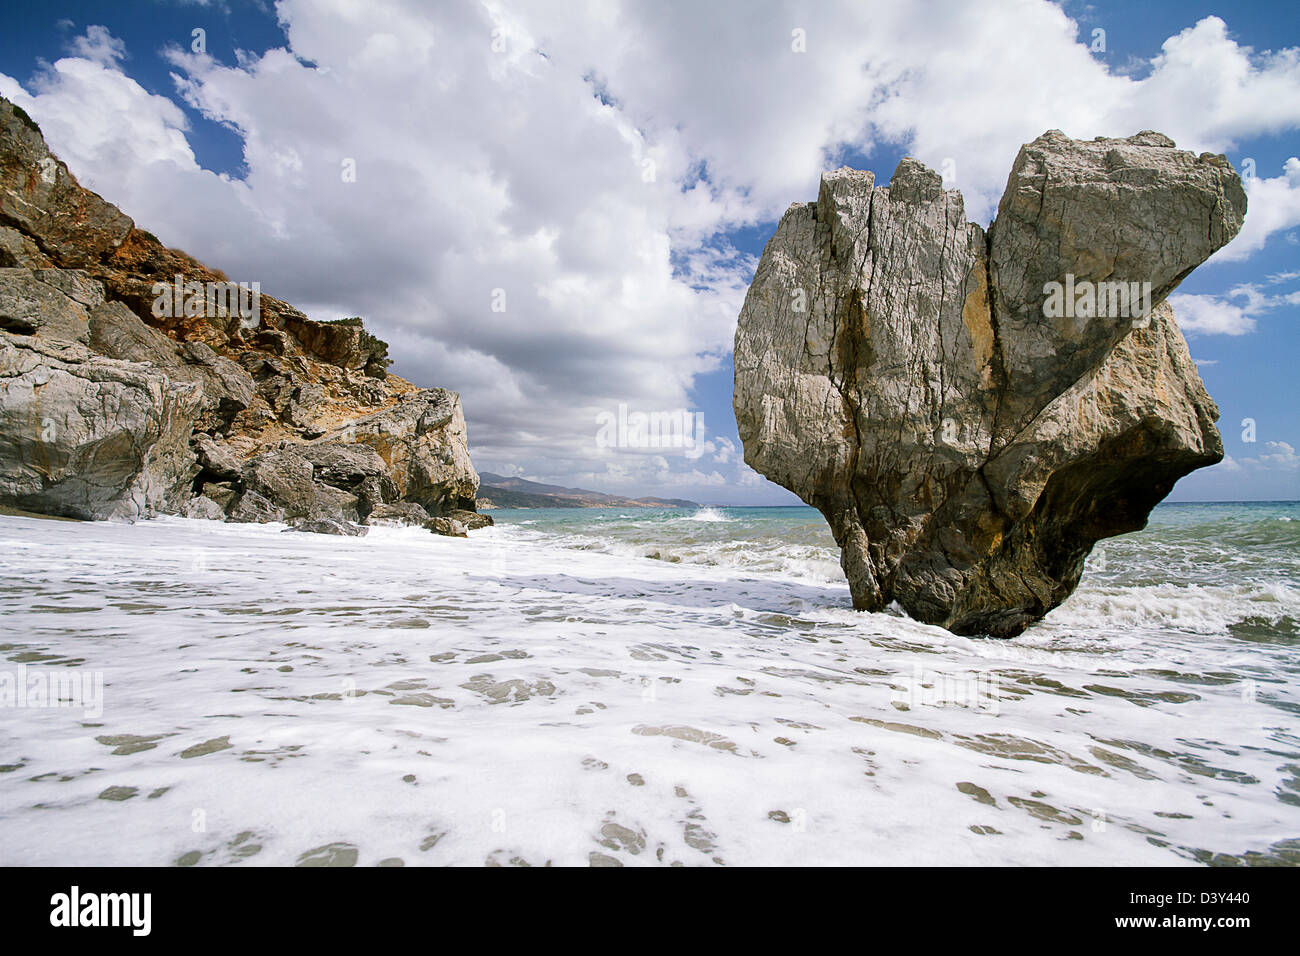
(0, 501, 1296, 866)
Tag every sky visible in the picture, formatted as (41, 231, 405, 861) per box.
(1, 0, 1297, 504)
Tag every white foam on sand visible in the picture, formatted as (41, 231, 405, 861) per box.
(0, 514, 1296, 867)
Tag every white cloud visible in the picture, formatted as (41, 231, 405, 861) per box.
(1249, 440, 1300, 471)
(66, 24, 127, 67)
(1210, 157, 1300, 262)
(709, 436, 737, 465)
(1170, 270, 1300, 336)
(1168, 294, 1256, 335)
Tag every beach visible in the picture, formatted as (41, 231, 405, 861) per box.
(0, 502, 1296, 866)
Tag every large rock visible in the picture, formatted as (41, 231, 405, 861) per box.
(364, 501, 432, 527)
(445, 507, 493, 530)
(233, 446, 360, 523)
(988, 131, 1246, 444)
(317, 388, 479, 516)
(426, 515, 468, 538)
(0, 331, 201, 519)
(734, 131, 1245, 637)
(192, 434, 243, 482)
(285, 517, 368, 537)
(298, 441, 397, 516)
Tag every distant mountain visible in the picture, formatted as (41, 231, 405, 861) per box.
(477, 473, 697, 510)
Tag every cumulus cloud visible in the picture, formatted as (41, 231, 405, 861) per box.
(1210, 157, 1300, 262)
(1168, 293, 1256, 335)
(1, 4, 1297, 501)
(66, 24, 127, 66)
(1170, 270, 1300, 336)
(1242, 441, 1300, 472)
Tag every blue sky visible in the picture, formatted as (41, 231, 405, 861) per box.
(1, 0, 1297, 503)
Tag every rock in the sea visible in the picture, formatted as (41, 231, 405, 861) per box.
(226, 489, 285, 524)
(365, 501, 433, 527)
(445, 507, 493, 530)
(186, 495, 227, 520)
(198, 481, 238, 512)
(734, 130, 1246, 636)
(365, 502, 476, 537)
(426, 515, 469, 538)
(236, 446, 360, 522)
(284, 517, 368, 537)
(192, 434, 243, 483)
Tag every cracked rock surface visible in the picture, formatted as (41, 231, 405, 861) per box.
(734, 130, 1246, 636)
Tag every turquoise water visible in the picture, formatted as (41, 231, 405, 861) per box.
(490, 500, 1300, 643)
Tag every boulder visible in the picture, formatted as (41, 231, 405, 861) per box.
(734, 131, 1245, 636)
(285, 517, 368, 536)
(239, 446, 360, 522)
(365, 501, 433, 527)
(192, 434, 244, 482)
(186, 496, 226, 520)
(198, 481, 238, 512)
(240, 448, 317, 515)
(987, 131, 1247, 444)
(227, 489, 285, 524)
(0, 331, 201, 519)
(317, 388, 479, 515)
(299, 441, 398, 515)
(426, 516, 468, 538)
(445, 507, 493, 530)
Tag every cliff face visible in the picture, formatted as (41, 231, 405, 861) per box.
(734, 130, 1246, 636)
(0, 96, 484, 534)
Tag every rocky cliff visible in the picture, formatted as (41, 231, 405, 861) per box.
(735, 130, 1246, 636)
(0, 96, 486, 535)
